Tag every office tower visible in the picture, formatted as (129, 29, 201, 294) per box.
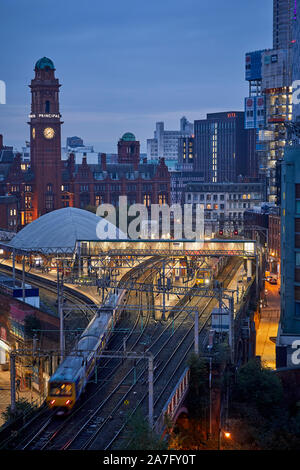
(193, 112, 253, 183)
(147, 117, 193, 167)
(273, 0, 294, 50)
(277, 144, 300, 367)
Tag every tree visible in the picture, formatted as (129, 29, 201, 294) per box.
(24, 314, 41, 340)
(186, 353, 209, 420)
(233, 358, 283, 416)
(122, 408, 168, 450)
(2, 398, 37, 424)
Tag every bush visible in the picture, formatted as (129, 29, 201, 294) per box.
(2, 398, 37, 424)
(233, 358, 283, 416)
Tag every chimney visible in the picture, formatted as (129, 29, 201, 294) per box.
(0, 134, 3, 149)
(143, 157, 147, 164)
(101, 153, 107, 171)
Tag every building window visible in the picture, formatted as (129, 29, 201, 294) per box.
(25, 212, 33, 224)
(144, 194, 151, 206)
(159, 194, 167, 205)
(25, 196, 32, 209)
(95, 195, 103, 206)
(45, 194, 54, 210)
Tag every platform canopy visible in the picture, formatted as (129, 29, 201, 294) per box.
(4, 207, 126, 255)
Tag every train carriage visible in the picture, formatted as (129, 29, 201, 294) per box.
(47, 289, 125, 414)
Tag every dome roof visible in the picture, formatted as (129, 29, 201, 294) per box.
(10, 207, 125, 254)
(121, 132, 136, 142)
(35, 57, 55, 70)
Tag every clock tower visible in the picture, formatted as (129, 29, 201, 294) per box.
(29, 57, 62, 219)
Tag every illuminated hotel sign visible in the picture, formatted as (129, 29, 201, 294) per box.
(227, 113, 236, 118)
(28, 113, 60, 119)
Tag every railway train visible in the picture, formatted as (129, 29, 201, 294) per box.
(195, 257, 226, 286)
(46, 289, 126, 414)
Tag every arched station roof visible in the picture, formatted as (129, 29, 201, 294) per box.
(7, 207, 125, 254)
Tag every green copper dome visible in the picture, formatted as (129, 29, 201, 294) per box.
(35, 57, 55, 70)
(122, 132, 136, 141)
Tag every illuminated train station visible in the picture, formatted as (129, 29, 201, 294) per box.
(0, 206, 262, 439)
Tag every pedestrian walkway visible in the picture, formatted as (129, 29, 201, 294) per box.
(255, 282, 280, 369)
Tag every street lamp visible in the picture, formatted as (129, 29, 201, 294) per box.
(218, 429, 231, 450)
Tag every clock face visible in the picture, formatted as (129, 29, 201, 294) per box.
(32, 128, 35, 139)
(43, 127, 55, 139)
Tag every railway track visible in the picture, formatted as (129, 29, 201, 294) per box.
(30, 257, 241, 450)
(12, 257, 200, 450)
(10, 258, 160, 450)
(4, 256, 242, 451)
(94, 257, 243, 450)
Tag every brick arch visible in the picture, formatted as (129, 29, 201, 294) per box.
(173, 406, 189, 423)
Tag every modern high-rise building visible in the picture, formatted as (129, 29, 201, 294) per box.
(273, 0, 294, 50)
(193, 112, 256, 183)
(147, 117, 193, 167)
(276, 2, 300, 367)
(245, 0, 295, 204)
(276, 144, 300, 367)
(292, 0, 300, 123)
(177, 136, 194, 170)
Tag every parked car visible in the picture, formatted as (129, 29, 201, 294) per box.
(267, 277, 277, 285)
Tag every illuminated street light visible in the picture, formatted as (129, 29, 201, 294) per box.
(218, 429, 232, 450)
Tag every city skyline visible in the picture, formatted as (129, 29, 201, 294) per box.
(0, 0, 273, 153)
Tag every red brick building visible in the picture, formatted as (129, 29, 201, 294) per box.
(0, 58, 170, 230)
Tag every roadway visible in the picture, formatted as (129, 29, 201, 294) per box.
(255, 280, 280, 369)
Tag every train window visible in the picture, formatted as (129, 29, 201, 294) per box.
(49, 382, 72, 397)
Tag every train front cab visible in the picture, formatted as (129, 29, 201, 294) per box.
(47, 381, 76, 413)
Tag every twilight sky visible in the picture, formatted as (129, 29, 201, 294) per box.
(0, 0, 273, 153)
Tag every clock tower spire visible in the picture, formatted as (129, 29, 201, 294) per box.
(29, 57, 62, 219)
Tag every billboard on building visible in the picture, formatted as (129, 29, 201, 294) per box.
(245, 96, 265, 129)
(245, 50, 264, 81)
